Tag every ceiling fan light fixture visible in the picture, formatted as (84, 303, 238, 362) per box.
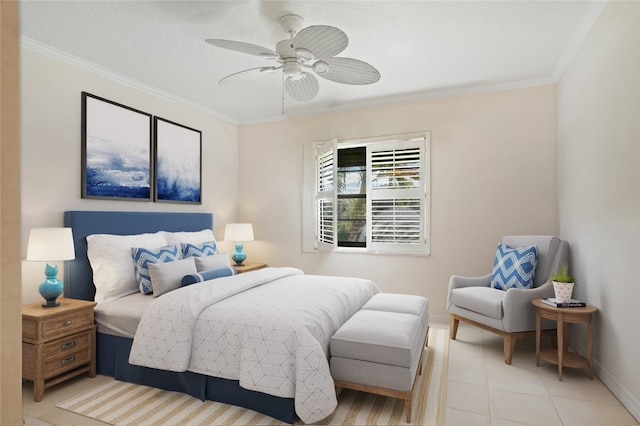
(313, 61, 329, 75)
(283, 61, 301, 78)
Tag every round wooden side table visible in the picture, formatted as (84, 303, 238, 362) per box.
(532, 298, 597, 381)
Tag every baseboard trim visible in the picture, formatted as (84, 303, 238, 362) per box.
(595, 360, 640, 422)
(571, 335, 639, 422)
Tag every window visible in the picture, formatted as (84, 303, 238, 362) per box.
(312, 133, 430, 255)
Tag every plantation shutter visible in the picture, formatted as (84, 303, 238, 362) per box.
(367, 137, 428, 253)
(315, 139, 337, 251)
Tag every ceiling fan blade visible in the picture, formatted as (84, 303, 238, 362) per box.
(317, 57, 381, 85)
(205, 39, 278, 59)
(292, 25, 348, 60)
(285, 72, 319, 102)
(218, 67, 278, 86)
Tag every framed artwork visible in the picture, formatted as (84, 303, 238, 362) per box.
(154, 117, 202, 204)
(81, 92, 153, 200)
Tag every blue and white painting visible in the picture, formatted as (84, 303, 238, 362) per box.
(155, 118, 201, 204)
(83, 94, 152, 200)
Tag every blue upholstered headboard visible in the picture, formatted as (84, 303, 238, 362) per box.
(63, 211, 214, 301)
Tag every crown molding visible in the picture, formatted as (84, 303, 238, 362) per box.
(239, 76, 557, 126)
(21, 36, 238, 125)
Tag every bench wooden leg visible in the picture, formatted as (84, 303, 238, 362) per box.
(405, 395, 412, 423)
(418, 327, 429, 376)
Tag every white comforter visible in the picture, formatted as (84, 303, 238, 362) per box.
(129, 267, 379, 423)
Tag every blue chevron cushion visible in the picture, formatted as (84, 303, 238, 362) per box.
(181, 240, 218, 258)
(132, 244, 181, 294)
(491, 243, 539, 290)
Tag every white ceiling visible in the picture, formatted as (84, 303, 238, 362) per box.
(20, 1, 602, 124)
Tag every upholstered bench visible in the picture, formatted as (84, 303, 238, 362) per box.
(362, 293, 430, 347)
(330, 293, 429, 423)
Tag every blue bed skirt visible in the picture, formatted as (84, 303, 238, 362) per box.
(97, 333, 296, 424)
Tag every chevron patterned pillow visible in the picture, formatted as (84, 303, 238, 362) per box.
(181, 240, 218, 258)
(491, 243, 539, 290)
(132, 245, 181, 294)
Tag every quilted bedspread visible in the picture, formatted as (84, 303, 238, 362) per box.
(128, 267, 379, 423)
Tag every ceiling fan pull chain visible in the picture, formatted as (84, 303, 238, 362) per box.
(281, 72, 285, 116)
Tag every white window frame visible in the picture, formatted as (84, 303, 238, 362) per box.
(303, 132, 430, 255)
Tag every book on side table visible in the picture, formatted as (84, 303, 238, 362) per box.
(541, 298, 586, 308)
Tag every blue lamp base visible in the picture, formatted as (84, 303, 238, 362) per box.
(231, 242, 247, 266)
(39, 263, 63, 308)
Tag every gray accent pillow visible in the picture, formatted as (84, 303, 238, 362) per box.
(194, 252, 230, 271)
(148, 257, 197, 297)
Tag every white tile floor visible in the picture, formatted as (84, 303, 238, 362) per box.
(23, 322, 639, 425)
(446, 322, 639, 426)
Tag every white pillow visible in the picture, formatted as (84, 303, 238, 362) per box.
(163, 229, 216, 246)
(87, 232, 167, 304)
(148, 257, 197, 297)
(194, 252, 230, 271)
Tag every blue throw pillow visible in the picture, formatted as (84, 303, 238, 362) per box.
(491, 243, 539, 290)
(181, 266, 237, 287)
(181, 241, 218, 258)
(132, 245, 180, 294)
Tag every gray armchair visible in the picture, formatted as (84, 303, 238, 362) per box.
(447, 235, 569, 364)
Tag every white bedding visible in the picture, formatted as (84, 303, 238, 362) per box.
(128, 267, 379, 423)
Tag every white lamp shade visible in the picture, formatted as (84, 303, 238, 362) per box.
(26, 228, 75, 261)
(224, 223, 254, 242)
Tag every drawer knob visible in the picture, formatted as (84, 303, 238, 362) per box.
(61, 355, 76, 365)
(61, 341, 76, 350)
(63, 320, 72, 326)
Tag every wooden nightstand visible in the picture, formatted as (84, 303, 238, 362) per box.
(22, 298, 97, 401)
(234, 262, 267, 274)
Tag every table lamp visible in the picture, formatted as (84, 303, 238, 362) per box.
(224, 223, 254, 266)
(26, 227, 75, 308)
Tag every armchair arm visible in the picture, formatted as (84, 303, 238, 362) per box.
(502, 281, 556, 332)
(447, 273, 492, 308)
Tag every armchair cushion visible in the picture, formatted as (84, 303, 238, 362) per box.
(490, 243, 539, 290)
(450, 287, 505, 320)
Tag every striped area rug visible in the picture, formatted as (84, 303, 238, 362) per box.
(57, 325, 449, 425)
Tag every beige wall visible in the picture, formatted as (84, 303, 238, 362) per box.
(557, 1, 640, 419)
(1, 1, 23, 424)
(20, 48, 240, 304)
(238, 85, 559, 320)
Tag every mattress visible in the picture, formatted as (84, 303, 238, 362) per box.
(94, 292, 152, 338)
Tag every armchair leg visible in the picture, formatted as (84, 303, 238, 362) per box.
(503, 335, 516, 365)
(450, 315, 460, 340)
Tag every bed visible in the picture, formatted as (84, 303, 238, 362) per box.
(63, 210, 378, 424)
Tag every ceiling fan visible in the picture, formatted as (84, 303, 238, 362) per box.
(205, 14, 381, 102)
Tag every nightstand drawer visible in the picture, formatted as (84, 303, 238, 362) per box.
(43, 345, 92, 380)
(23, 308, 94, 342)
(43, 330, 92, 359)
(41, 309, 93, 339)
